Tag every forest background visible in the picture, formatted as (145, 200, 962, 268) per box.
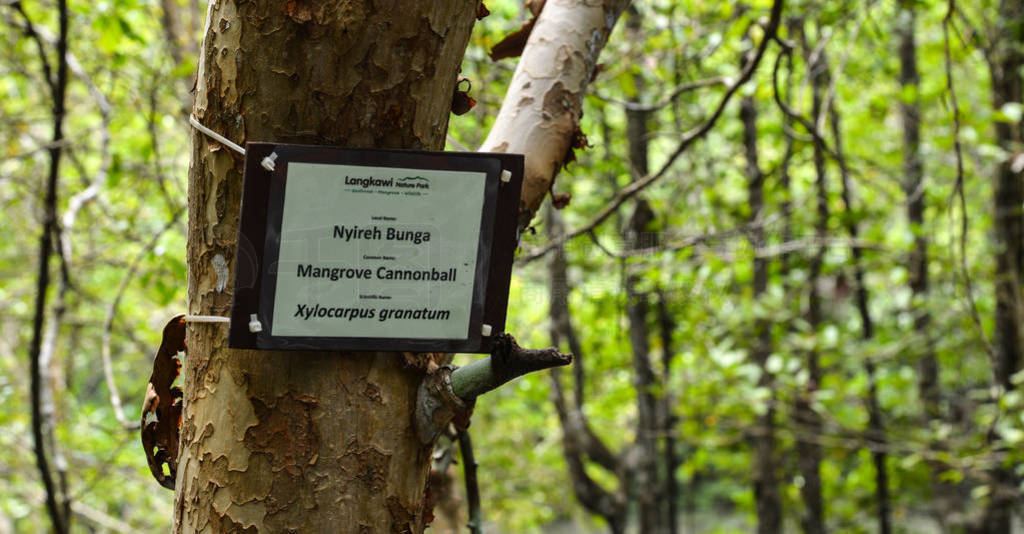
(3, 0, 1024, 532)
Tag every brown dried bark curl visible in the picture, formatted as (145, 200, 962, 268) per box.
(141, 314, 186, 490)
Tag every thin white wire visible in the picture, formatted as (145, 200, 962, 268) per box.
(193, 113, 469, 156)
(445, 134, 470, 152)
(189, 115, 246, 155)
(183, 314, 230, 323)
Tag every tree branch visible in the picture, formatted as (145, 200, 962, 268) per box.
(450, 334, 572, 400)
(415, 334, 572, 445)
(942, 0, 992, 360)
(549, 367, 627, 532)
(479, 0, 633, 226)
(9, 1, 54, 93)
(594, 76, 728, 112)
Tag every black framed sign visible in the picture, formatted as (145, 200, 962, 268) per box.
(228, 143, 524, 353)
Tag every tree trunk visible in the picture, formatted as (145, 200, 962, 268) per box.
(656, 292, 679, 534)
(739, 83, 783, 534)
(898, 0, 939, 421)
(547, 206, 628, 534)
(982, 1, 1024, 531)
(830, 103, 892, 534)
(480, 0, 631, 226)
(897, 2, 960, 527)
(22, 0, 71, 530)
(621, 8, 666, 532)
(989, 0, 1024, 398)
(624, 201, 662, 534)
(176, 2, 478, 532)
(797, 28, 828, 534)
(479, 4, 633, 530)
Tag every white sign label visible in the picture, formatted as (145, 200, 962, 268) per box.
(270, 162, 486, 339)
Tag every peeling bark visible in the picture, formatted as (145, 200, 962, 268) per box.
(177, 1, 479, 532)
(141, 315, 186, 490)
(479, 0, 631, 228)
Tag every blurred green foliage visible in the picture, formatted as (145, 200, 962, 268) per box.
(1, 0, 1021, 532)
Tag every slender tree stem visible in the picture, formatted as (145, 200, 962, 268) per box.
(457, 430, 483, 534)
(23, 0, 70, 531)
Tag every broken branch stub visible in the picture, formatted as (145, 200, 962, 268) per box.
(453, 333, 572, 398)
(415, 334, 572, 443)
(140, 314, 186, 490)
(451, 77, 477, 115)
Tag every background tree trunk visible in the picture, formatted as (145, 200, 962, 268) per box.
(796, 24, 828, 534)
(989, 0, 1024, 395)
(548, 206, 628, 533)
(622, 9, 665, 532)
(898, 0, 938, 421)
(830, 102, 892, 534)
(897, 2, 959, 527)
(22, 0, 72, 531)
(982, 0, 1024, 531)
(656, 291, 680, 534)
(739, 77, 783, 534)
(624, 198, 662, 534)
(176, 2, 478, 532)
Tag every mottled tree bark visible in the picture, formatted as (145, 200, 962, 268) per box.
(739, 83, 783, 534)
(480, 0, 631, 227)
(177, 2, 478, 532)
